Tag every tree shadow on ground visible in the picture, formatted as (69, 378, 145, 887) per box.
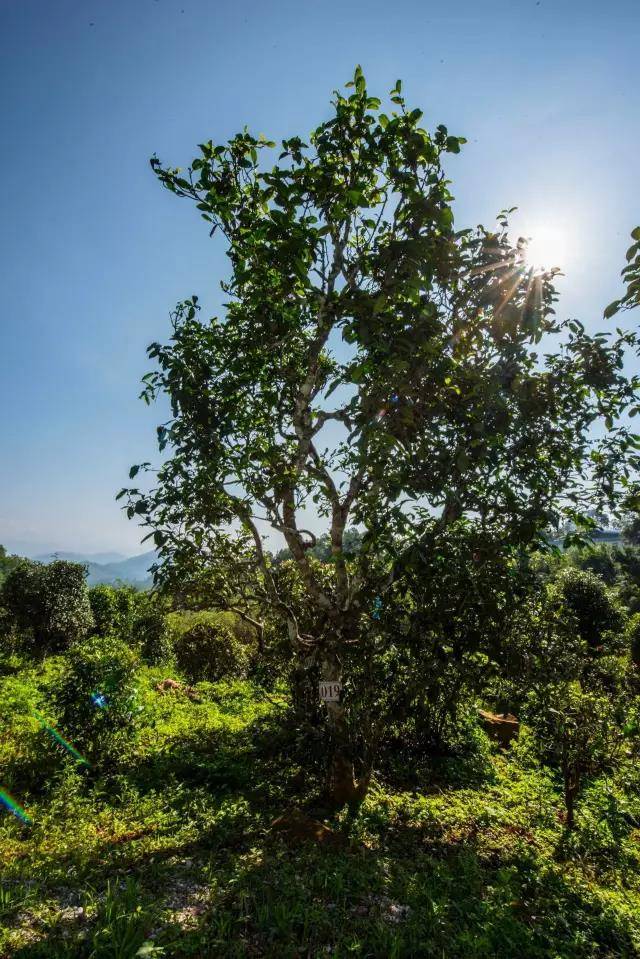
(5, 710, 638, 959)
(9, 804, 639, 959)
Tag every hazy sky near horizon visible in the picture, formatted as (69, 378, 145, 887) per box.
(1, 0, 638, 557)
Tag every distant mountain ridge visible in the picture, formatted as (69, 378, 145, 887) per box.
(35, 551, 127, 566)
(36, 550, 157, 586)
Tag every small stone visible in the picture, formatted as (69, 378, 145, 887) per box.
(60, 905, 84, 921)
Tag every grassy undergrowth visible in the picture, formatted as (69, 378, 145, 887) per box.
(1, 657, 640, 957)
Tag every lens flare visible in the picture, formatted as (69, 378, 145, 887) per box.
(32, 711, 90, 767)
(0, 788, 32, 825)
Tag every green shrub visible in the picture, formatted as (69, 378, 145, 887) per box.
(0, 559, 94, 655)
(0, 605, 19, 657)
(88, 584, 142, 640)
(131, 604, 173, 665)
(175, 621, 252, 682)
(627, 613, 640, 668)
(88, 584, 120, 636)
(0, 544, 20, 586)
(525, 680, 631, 831)
(53, 635, 141, 759)
(574, 545, 619, 585)
(550, 567, 624, 651)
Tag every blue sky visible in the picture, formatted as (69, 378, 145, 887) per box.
(1, 0, 638, 556)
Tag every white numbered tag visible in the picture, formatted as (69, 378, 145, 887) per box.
(319, 681, 342, 702)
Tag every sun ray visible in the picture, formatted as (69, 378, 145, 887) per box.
(493, 267, 528, 317)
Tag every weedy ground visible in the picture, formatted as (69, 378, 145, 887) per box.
(1, 656, 640, 958)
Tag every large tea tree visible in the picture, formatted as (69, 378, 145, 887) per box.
(122, 69, 637, 800)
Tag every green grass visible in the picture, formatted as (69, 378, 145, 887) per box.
(1, 657, 640, 958)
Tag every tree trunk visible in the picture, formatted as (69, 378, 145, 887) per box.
(321, 652, 370, 808)
(563, 763, 580, 832)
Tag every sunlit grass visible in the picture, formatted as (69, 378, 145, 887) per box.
(1, 660, 639, 957)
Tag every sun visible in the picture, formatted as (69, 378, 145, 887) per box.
(523, 224, 569, 273)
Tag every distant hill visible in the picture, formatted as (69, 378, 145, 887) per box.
(35, 551, 127, 566)
(84, 551, 157, 586)
(550, 529, 624, 548)
(591, 529, 623, 544)
(36, 550, 157, 587)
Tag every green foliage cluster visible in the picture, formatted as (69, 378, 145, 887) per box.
(526, 681, 632, 830)
(366, 522, 533, 752)
(605, 226, 640, 318)
(88, 583, 138, 638)
(52, 635, 141, 759)
(548, 566, 624, 650)
(535, 538, 640, 616)
(88, 584, 174, 665)
(174, 620, 253, 683)
(0, 557, 178, 674)
(0, 558, 94, 656)
(627, 612, 640, 668)
(130, 601, 174, 666)
(0, 544, 20, 585)
(482, 557, 637, 829)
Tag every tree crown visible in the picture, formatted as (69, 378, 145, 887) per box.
(121, 68, 639, 644)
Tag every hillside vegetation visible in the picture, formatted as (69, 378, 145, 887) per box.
(1, 657, 640, 958)
(1, 543, 640, 957)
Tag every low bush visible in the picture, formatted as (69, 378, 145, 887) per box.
(88, 583, 139, 639)
(175, 620, 252, 683)
(549, 567, 624, 651)
(0, 605, 19, 657)
(525, 680, 631, 831)
(52, 635, 141, 760)
(0, 559, 93, 656)
(131, 603, 174, 665)
(627, 612, 640, 668)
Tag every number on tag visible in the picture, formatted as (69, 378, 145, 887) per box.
(319, 681, 342, 702)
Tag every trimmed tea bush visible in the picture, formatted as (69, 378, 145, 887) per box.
(550, 567, 624, 651)
(88, 584, 138, 639)
(131, 604, 174, 665)
(526, 680, 630, 830)
(0, 559, 93, 655)
(175, 621, 251, 683)
(53, 635, 140, 759)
